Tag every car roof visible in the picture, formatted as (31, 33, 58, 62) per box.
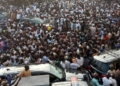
(0, 64, 51, 76)
(17, 75, 49, 86)
(93, 50, 120, 63)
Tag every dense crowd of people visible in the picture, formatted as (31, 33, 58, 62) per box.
(0, 0, 120, 85)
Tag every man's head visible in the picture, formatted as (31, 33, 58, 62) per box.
(109, 64, 114, 70)
(24, 65, 29, 71)
(93, 72, 98, 78)
(1, 79, 7, 86)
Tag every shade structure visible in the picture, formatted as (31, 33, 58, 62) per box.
(31, 18, 44, 24)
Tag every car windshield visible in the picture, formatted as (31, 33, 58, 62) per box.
(92, 59, 109, 73)
(50, 65, 63, 79)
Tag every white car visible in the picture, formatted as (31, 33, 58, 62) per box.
(90, 50, 120, 75)
(0, 63, 66, 82)
(0, 63, 91, 85)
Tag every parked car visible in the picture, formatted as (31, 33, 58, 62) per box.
(52, 65, 93, 86)
(90, 50, 120, 76)
(0, 63, 66, 82)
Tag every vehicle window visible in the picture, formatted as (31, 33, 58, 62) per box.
(97, 61, 102, 68)
(50, 65, 63, 79)
(100, 63, 109, 73)
(92, 59, 109, 73)
(50, 74, 58, 82)
(31, 72, 51, 76)
(92, 59, 98, 67)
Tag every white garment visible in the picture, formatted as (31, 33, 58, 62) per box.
(65, 60, 70, 69)
(60, 61, 65, 69)
(70, 63, 80, 69)
(76, 57, 84, 67)
(109, 77, 117, 86)
(76, 23, 81, 30)
(26, 7, 30, 13)
(16, 13, 21, 19)
(11, 55, 17, 60)
(35, 31, 40, 38)
(90, 26, 96, 36)
(24, 57, 30, 64)
(36, 58, 41, 63)
(40, 29, 44, 35)
(76, 49, 80, 54)
(70, 22, 73, 30)
(102, 77, 112, 86)
(58, 26, 62, 31)
(6, 60, 12, 65)
(79, 9, 84, 14)
(70, 10, 74, 14)
(33, 5, 36, 11)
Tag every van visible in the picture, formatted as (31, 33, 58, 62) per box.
(90, 50, 120, 76)
(0, 63, 66, 83)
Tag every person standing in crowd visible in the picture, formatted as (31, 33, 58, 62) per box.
(108, 64, 116, 75)
(102, 73, 112, 86)
(116, 66, 120, 86)
(91, 72, 103, 86)
(76, 54, 84, 68)
(109, 74, 118, 86)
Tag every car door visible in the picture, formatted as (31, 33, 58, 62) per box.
(31, 71, 61, 82)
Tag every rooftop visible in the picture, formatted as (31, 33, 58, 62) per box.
(93, 50, 120, 63)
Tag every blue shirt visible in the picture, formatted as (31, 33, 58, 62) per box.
(42, 56, 49, 63)
(6, 75, 12, 84)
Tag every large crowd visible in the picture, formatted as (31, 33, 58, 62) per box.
(0, 0, 120, 85)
